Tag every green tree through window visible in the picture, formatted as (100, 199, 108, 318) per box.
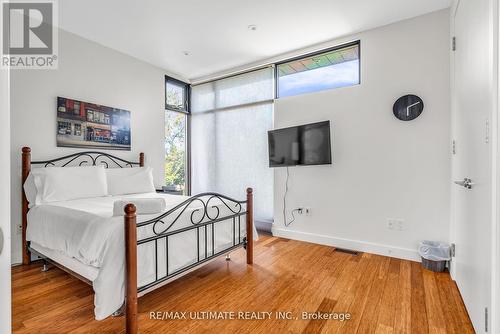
(165, 111, 186, 193)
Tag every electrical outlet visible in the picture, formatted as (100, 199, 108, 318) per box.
(305, 207, 311, 216)
(387, 218, 405, 231)
(387, 219, 395, 230)
(396, 220, 405, 231)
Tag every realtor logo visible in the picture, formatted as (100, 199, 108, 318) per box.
(1, 0, 58, 69)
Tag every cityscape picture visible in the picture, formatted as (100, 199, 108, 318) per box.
(57, 97, 131, 150)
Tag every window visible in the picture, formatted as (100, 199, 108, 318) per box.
(73, 101, 80, 115)
(74, 123, 82, 136)
(165, 76, 189, 194)
(165, 111, 187, 194)
(276, 41, 360, 98)
(57, 121, 71, 135)
(190, 68, 274, 223)
(86, 109, 110, 124)
(166, 77, 189, 112)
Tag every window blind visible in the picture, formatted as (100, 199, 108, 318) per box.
(191, 67, 274, 223)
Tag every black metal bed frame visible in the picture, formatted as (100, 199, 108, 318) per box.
(31, 151, 142, 168)
(24, 149, 250, 296)
(22, 148, 254, 334)
(136, 192, 248, 293)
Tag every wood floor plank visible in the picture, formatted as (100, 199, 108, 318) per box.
(239, 242, 332, 334)
(12, 236, 473, 334)
(394, 260, 412, 334)
(434, 272, 466, 334)
(286, 251, 351, 334)
(264, 237, 290, 248)
(337, 254, 385, 334)
(319, 254, 367, 333)
(253, 247, 350, 334)
(449, 279, 476, 333)
(355, 257, 391, 334)
(410, 261, 429, 334)
(421, 269, 447, 333)
(374, 258, 400, 334)
(302, 298, 338, 334)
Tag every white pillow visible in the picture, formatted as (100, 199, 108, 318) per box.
(23, 173, 38, 208)
(31, 166, 108, 204)
(105, 167, 155, 196)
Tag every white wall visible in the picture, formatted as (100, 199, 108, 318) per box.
(1, 67, 12, 333)
(272, 10, 451, 261)
(10, 29, 180, 264)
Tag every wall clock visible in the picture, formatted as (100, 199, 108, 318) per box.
(393, 95, 424, 121)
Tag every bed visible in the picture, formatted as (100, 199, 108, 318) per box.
(20, 147, 254, 334)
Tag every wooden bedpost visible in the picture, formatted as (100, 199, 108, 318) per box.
(124, 204, 138, 334)
(139, 152, 144, 167)
(246, 188, 253, 265)
(22, 147, 31, 265)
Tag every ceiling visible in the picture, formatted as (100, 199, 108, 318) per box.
(59, 0, 451, 81)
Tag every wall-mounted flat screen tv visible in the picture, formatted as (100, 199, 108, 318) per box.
(268, 121, 332, 167)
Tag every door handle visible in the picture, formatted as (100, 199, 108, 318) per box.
(454, 178, 474, 189)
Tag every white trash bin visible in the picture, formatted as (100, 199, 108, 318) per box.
(418, 241, 451, 272)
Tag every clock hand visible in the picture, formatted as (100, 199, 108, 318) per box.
(406, 101, 421, 116)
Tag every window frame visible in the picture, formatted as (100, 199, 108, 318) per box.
(274, 40, 361, 99)
(164, 75, 191, 195)
(165, 75, 190, 113)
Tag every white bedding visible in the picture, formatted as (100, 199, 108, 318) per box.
(30, 242, 99, 282)
(26, 192, 255, 320)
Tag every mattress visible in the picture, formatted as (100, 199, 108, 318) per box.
(26, 192, 254, 320)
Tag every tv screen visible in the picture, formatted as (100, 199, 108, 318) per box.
(268, 121, 332, 167)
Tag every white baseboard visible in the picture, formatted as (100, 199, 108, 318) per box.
(271, 227, 421, 262)
(10, 253, 21, 266)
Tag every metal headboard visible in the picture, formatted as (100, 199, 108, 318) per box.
(30, 150, 143, 168)
(20, 147, 144, 265)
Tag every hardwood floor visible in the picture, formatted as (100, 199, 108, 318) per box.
(12, 234, 474, 333)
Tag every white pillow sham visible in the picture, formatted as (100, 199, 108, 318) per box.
(26, 166, 108, 205)
(23, 173, 38, 208)
(105, 167, 155, 196)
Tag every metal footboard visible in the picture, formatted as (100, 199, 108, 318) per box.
(123, 188, 254, 334)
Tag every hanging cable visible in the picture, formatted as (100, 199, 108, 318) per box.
(283, 167, 300, 227)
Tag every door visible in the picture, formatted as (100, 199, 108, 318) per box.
(0, 67, 11, 332)
(452, 0, 494, 332)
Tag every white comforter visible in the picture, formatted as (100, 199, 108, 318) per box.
(26, 192, 254, 320)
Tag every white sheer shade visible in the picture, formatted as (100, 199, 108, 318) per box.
(191, 68, 274, 222)
(191, 68, 275, 113)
